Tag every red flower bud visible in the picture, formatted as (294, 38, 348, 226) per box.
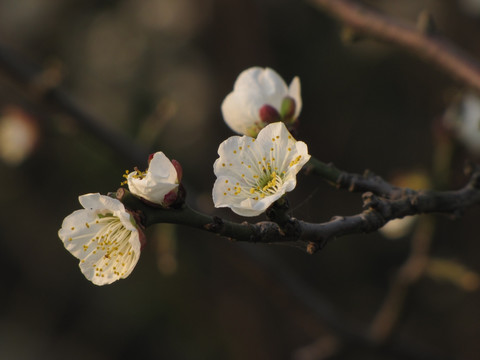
(259, 104, 281, 124)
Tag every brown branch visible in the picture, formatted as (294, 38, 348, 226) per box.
(305, 157, 407, 198)
(298, 167, 480, 252)
(309, 0, 480, 92)
(119, 166, 480, 254)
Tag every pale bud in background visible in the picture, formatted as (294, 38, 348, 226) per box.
(0, 107, 39, 166)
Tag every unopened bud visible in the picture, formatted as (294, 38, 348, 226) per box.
(280, 96, 296, 121)
(259, 104, 281, 124)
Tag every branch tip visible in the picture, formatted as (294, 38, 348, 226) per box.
(362, 192, 378, 209)
(306, 242, 319, 255)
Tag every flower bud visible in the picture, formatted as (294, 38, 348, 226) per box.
(221, 67, 302, 136)
(259, 104, 281, 124)
(280, 96, 296, 123)
(127, 151, 180, 207)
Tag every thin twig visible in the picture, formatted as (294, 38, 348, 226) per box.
(309, 0, 480, 92)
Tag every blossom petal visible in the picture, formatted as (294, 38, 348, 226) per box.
(79, 193, 125, 214)
(148, 152, 178, 184)
(80, 230, 140, 286)
(288, 76, 302, 119)
(59, 209, 101, 258)
(212, 122, 310, 217)
(214, 134, 260, 177)
(221, 92, 259, 134)
(212, 175, 283, 217)
(234, 67, 288, 111)
(59, 194, 142, 285)
(127, 151, 179, 206)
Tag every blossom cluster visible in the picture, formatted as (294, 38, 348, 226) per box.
(59, 67, 311, 285)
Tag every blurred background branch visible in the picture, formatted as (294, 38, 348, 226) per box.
(309, 0, 480, 92)
(0, 44, 148, 165)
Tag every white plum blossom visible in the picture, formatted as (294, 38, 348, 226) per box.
(213, 122, 310, 216)
(221, 67, 302, 136)
(126, 151, 180, 206)
(58, 193, 143, 286)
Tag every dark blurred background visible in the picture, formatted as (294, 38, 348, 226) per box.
(1, 0, 480, 359)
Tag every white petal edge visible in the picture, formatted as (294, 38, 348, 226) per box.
(221, 92, 258, 134)
(288, 76, 302, 118)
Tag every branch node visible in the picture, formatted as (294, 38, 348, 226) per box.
(409, 195, 419, 209)
(284, 217, 302, 238)
(360, 210, 386, 233)
(204, 216, 224, 232)
(362, 192, 379, 209)
(266, 197, 291, 226)
(306, 241, 319, 255)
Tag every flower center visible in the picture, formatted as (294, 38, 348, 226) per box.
(95, 216, 131, 252)
(85, 215, 135, 279)
(121, 167, 147, 186)
(249, 171, 283, 199)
